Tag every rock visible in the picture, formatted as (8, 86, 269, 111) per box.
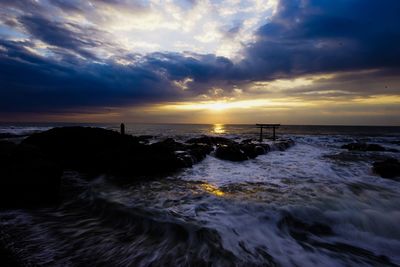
(151, 138, 187, 151)
(240, 144, 266, 159)
(325, 152, 389, 162)
(186, 136, 235, 146)
(341, 143, 386, 152)
(0, 141, 62, 208)
(215, 139, 294, 162)
(152, 138, 214, 166)
(188, 136, 294, 162)
(188, 143, 214, 163)
(22, 127, 186, 178)
(274, 140, 295, 151)
(0, 243, 23, 267)
(22, 127, 212, 180)
(240, 138, 256, 144)
(215, 144, 248, 162)
(372, 158, 400, 179)
(174, 151, 194, 167)
(135, 135, 153, 144)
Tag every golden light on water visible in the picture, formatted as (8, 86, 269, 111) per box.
(200, 183, 225, 196)
(213, 123, 226, 134)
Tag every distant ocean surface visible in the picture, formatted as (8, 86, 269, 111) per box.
(1, 123, 400, 266)
(1, 122, 400, 138)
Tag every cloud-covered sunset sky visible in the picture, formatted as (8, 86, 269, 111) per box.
(1, 0, 400, 124)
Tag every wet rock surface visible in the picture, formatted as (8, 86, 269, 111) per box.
(373, 158, 400, 179)
(214, 139, 294, 162)
(341, 142, 398, 152)
(0, 141, 62, 208)
(215, 144, 249, 161)
(186, 136, 236, 146)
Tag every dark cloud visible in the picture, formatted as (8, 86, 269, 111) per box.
(0, 39, 237, 112)
(51, 0, 84, 13)
(18, 15, 108, 60)
(242, 0, 400, 79)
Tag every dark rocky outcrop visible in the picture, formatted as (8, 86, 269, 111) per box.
(0, 243, 22, 267)
(0, 127, 217, 207)
(239, 143, 267, 159)
(136, 135, 153, 144)
(274, 140, 295, 151)
(187, 135, 294, 162)
(22, 127, 206, 178)
(325, 152, 389, 162)
(0, 141, 62, 208)
(1, 128, 296, 206)
(341, 143, 392, 152)
(214, 140, 294, 162)
(186, 136, 235, 146)
(215, 144, 248, 162)
(187, 143, 214, 163)
(372, 158, 400, 179)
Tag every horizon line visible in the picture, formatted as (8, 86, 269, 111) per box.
(0, 121, 399, 127)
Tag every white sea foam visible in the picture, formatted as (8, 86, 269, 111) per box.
(0, 126, 52, 136)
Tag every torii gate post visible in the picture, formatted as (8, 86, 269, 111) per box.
(256, 124, 280, 142)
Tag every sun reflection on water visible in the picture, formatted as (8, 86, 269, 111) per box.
(212, 124, 225, 134)
(200, 183, 225, 196)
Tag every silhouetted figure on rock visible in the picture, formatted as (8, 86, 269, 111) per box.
(120, 123, 125, 135)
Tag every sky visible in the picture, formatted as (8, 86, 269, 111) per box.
(0, 0, 400, 125)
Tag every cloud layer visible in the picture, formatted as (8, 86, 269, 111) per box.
(0, 0, 400, 123)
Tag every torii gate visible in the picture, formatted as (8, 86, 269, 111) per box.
(256, 124, 281, 142)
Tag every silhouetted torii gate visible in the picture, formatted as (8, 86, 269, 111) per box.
(256, 124, 280, 142)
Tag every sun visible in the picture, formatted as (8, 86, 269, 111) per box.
(206, 102, 230, 111)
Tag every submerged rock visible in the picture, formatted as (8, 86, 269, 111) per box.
(341, 143, 386, 152)
(325, 152, 390, 162)
(0, 141, 62, 208)
(372, 158, 400, 179)
(278, 214, 333, 242)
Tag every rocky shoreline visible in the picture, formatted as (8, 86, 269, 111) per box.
(340, 142, 400, 179)
(0, 126, 295, 209)
(2, 126, 399, 211)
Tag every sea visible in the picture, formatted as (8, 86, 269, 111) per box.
(1, 123, 400, 267)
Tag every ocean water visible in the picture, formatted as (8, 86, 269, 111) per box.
(1, 124, 400, 266)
